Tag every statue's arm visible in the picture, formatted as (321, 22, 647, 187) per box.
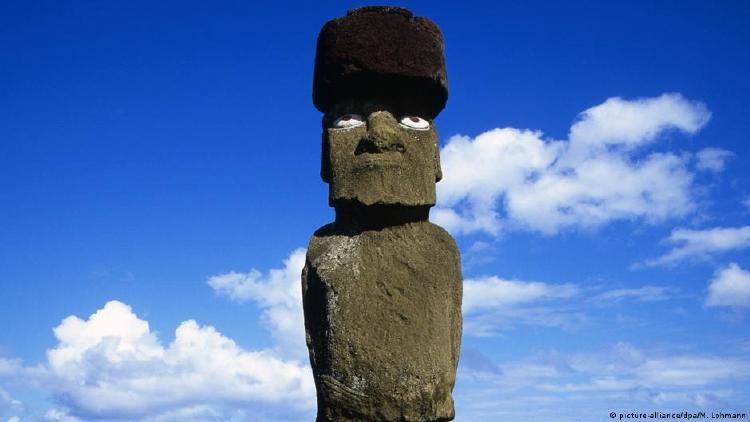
(431, 223, 463, 373)
(451, 244, 463, 373)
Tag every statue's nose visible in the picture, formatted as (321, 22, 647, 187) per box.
(357, 111, 405, 154)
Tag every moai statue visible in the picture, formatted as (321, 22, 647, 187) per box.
(302, 6, 462, 422)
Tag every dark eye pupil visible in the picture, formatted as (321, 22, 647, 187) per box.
(410, 117, 420, 123)
(341, 115, 351, 121)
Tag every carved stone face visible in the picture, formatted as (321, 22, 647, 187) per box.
(322, 99, 442, 207)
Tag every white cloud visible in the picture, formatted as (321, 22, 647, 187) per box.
(208, 248, 307, 359)
(637, 356, 745, 387)
(435, 128, 561, 235)
(0, 360, 20, 377)
(45, 409, 80, 422)
(695, 147, 733, 172)
(706, 263, 750, 309)
(465, 307, 587, 337)
(593, 286, 671, 302)
(567, 94, 710, 157)
(0, 387, 22, 421)
(434, 93, 713, 236)
(638, 226, 750, 267)
(464, 277, 578, 312)
(17, 300, 314, 422)
(538, 346, 748, 394)
(462, 276, 581, 335)
(457, 342, 749, 418)
(0, 251, 316, 420)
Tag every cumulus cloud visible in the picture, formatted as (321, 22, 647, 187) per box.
(638, 226, 750, 267)
(462, 276, 581, 335)
(706, 263, 750, 309)
(434, 93, 713, 235)
(208, 248, 307, 359)
(566, 94, 710, 156)
(695, 147, 733, 172)
(10, 300, 314, 422)
(434, 128, 561, 235)
(592, 286, 671, 302)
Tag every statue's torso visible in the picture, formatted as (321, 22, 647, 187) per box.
(303, 221, 462, 422)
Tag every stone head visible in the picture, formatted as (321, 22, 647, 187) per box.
(313, 6, 448, 208)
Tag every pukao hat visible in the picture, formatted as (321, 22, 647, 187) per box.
(312, 6, 448, 118)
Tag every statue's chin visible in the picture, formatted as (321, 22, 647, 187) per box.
(328, 167, 437, 208)
(331, 201, 431, 230)
(332, 196, 435, 207)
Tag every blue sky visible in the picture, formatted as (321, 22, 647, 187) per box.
(1, 1, 749, 421)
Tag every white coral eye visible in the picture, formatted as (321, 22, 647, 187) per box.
(332, 114, 365, 129)
(399, 116, 430, 130)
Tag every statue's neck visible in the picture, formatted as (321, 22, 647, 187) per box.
(334, 202, 430, 231)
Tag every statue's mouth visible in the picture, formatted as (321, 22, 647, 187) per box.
(353, 151, 405, 167)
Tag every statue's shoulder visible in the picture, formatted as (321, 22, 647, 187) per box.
(306, 221, 460, 264)
(412, 221, 460, 251)
(425, 222, 461, 267)
(306, 223, 360, 264)
(423, 221, 456, 239)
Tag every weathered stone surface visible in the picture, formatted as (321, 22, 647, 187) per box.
(304, 6, 462, 421)
(313, 6, 448, 118)
(322, 99, 442, 207)
(302, 221, 462, 422)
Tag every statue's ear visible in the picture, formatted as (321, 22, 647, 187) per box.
(435, 158, 443, 182)
(321, 132, 332, 183)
